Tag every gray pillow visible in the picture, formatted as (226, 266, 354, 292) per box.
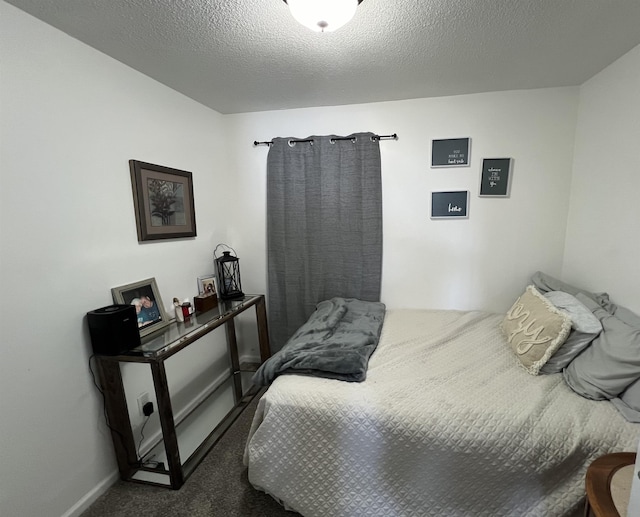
(612, 378, 640, 422)
(530, 271, 615, 312)
(609, 306, 640, 422)
(563, 293, 640, 400)
(539, 291, 602, 374)
(610, 305, 640, 327)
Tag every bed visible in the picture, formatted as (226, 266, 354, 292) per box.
(244, 280, 640, 517)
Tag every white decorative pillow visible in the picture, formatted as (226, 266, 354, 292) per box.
(501, 285, 572, 375)
(539, 291, 602, 374)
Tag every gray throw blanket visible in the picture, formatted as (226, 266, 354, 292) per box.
(252, 298, 386, 386)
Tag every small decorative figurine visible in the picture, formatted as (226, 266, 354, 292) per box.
(173, 297, 184, 322)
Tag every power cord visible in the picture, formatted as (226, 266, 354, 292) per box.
(136, 402, 164, 469)
(137, 413, 151, 461)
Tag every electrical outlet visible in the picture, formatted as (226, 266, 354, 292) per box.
(137, 392, 151, 417)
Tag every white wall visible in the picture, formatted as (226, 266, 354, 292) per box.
(226, 88, 579, 314)
(562, 44, 640, 315)
(3, 2, 635, 515)
(0, 3, 235, 516)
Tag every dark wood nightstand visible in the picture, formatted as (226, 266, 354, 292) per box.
(585, 452, 636, 517)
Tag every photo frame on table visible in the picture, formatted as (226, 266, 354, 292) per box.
(431, 138, 471, 168)
(197, 275, 217, 296)
(129, 160, 197, 242)
(479, 158, 513, 197)
(431, 191, 469, 219)
(111, 277, 170, 337)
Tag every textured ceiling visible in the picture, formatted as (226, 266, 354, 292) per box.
(6, 0, 640, 114)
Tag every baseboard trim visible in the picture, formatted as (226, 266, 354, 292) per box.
(60, 470, 119, 517)
(61, 353, 262, 516)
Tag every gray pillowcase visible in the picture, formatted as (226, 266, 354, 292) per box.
(563, 293, 640, 400)
(610, 304, 640, 327)
(531, 271, 615, 312)
(610, 307, 640, 421)
(612, 378, 640, 422)
(540, 291, 602, 374)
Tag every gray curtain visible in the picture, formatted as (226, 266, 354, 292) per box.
(267, 132, 382, 352)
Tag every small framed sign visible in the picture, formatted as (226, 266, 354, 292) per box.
(431, 191, 469, 219)
(479, 158, 512, 197)
(431, 138, 471, 168)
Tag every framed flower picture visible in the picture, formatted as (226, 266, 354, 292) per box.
(129, 160, 197, 242)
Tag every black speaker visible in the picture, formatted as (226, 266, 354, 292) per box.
(87, 304, 141, 355)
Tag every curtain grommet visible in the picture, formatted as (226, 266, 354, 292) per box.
(288, 140, 296, 147)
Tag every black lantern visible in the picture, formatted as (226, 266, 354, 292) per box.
(214, 246, 244, 300)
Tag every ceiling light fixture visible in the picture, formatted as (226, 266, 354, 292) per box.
(283, 0, 363, 33)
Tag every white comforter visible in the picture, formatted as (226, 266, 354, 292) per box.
(244, 309, 639, 517)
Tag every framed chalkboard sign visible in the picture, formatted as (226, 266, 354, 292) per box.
(431, 138, 471, 168)
(479, 158, 512, 197)
(431, 191, 469, 219)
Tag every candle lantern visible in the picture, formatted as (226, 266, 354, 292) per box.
(214, 245, 244, 300)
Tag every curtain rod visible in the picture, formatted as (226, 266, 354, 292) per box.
(253, 133, 398, 146)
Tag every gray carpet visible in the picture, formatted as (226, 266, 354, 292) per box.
(82, 395, 299, 517)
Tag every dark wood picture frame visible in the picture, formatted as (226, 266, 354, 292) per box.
(129, 160, 197, 242)
(111, 277, 170, 337)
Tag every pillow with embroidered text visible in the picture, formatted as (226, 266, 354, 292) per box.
(501, 285, 572, 375)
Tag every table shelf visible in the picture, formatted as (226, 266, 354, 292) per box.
(96, 294, 270, 489)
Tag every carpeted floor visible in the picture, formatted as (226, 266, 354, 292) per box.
(81, 395, 298, 517)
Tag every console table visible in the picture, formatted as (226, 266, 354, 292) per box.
(95, 294, 270, 489)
